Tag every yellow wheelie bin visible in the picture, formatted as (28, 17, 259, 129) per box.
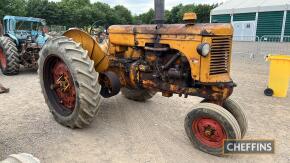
(264, 55, 290, 97)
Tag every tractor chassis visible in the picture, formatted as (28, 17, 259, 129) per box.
(19, 42, 41, 69)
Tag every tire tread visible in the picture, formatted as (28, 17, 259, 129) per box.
(0, 36, 20, 75)
(39, 36, 102, 128)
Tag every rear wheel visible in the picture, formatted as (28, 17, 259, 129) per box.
(39, 36, 102, 128)
(184, 103, 241, 156)
(121, 87, 156, 102)
(0, 36, 20, 75)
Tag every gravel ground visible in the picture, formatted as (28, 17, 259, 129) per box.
(0, 54, 290, 163)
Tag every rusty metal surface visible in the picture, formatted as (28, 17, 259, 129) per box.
(64, 29, 109, 72)
(63, 21, 234, 105)
(109, 23, 233, 36)
(142, 79, 233, 104)
(20, 42, 40, 69)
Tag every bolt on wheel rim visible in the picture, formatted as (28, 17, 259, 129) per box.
(192, 117, 227, 148)
(51, 59, 76, 110)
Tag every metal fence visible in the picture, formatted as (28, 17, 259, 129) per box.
(48, 25, 67, 36)
(233, 36, 259, 42)
(232, 35, 290, 61)
(260, 35, 290, 42)
(232, 36, 260, 60)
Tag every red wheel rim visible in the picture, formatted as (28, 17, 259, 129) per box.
(192, 118, 227, 148)
(0, 48, 7, 69)
(51, 59, 76, 110)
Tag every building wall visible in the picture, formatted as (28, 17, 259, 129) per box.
(211, 13, 256, 23)
(284, 11, 290, 36)
(211, 11, 290, 41)
(233, 13, 256, 21)
(256, 11, 284, 38)
(211, 14, 231, 23)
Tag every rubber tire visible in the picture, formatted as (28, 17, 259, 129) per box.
(121, 87, 156, 102)
(184, 103, 241, 156)
(223, 98, 248, 138)
(264, 88, 274, 96)
(201, 98, 248, 138)
(0, 36, 20, 75)
(39, 36, 102, 128)
(2, 153, 40, 163)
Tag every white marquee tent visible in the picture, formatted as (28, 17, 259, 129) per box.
(211, 0, 290, 42)
(211, 0, 290, 15)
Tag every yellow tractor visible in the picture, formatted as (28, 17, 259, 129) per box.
(38, 0, 247, 156)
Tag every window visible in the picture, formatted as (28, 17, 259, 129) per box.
(32, 22, 42, 31)
(16, 21, 32, 30)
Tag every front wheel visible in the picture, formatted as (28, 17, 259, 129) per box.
(184, 103, 241, 156)
(223, 99, 248, 138)
(39, 36, 102, 128)
(201, 98, 248, 138)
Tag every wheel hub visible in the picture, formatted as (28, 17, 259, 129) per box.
(51, 60, 76, 110)
(56, 75, 70, 92)
(0, 48, 7, 69)
(192, 118, 227, 148)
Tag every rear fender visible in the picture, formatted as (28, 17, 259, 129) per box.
(63, 28, 109, 72)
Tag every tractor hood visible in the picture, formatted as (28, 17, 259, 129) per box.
(109, 23, 233, 36)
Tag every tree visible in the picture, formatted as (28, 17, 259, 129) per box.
(57, 0, 92, 27)
(166, 4, 183, 23)
(114, 5, 132, 24)
(0, 0, 26, 18)
(26, 0, 62, 25)
(179, 4, 217, 23)
(91, 2, 116, 26)
(134, 9, 155, 24)
(0, 0, 218, 27)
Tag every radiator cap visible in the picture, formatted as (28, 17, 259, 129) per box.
(183, 12, 197, 24)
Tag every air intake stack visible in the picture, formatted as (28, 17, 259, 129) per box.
(154, 0, 165, 25)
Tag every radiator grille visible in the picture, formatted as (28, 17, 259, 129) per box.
(210, 36, 232, 75)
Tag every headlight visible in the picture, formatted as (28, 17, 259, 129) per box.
(197, 43, 211, 57)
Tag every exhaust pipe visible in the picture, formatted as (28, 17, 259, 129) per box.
(154, 0, 165, 25)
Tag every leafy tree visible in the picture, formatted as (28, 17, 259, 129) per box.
(0, 0, 218, 27)
(0, 0, 26, 18)
(114, 5, 132, 24)
(135, 9, 155, 24)
(58, 0, 92, 27)
(166, 4, 183, 23)
(26, 0, 62, 25)
(91, 2, 116, 26)
(178, 4, 218, 23)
